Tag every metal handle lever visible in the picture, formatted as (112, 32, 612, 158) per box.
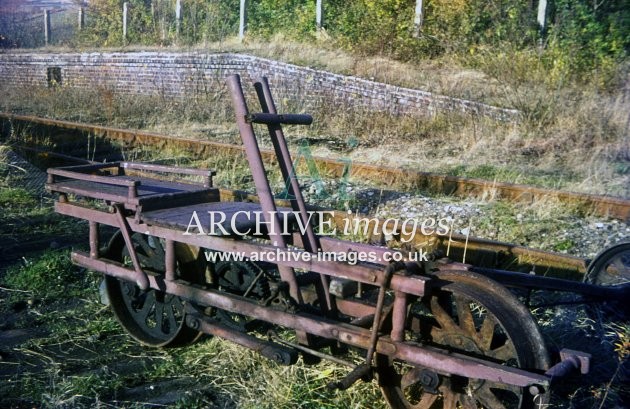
(246, 113, 313, 125)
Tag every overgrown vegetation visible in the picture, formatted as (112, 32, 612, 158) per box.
(2, 2, 629, 200)
(1, 73, 627, 198)
(6, 0, 620, 89)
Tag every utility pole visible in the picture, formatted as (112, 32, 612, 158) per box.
(175, 0, 181, 39)
(537, 0, 547, 32)
(316, 0, 323, 32)
(78, 7, 84, 31)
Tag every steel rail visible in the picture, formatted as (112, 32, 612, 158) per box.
(2, 112, 628, 221)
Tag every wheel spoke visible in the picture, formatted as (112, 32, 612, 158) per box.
(136, 237, 157, 259)
(455, 296, 476, 336)
(137, 291, 156, 322)
(477, 315, 496, 350)
(137, 253, 154, 269)
(166, 304, 178, 334)
(414, 392, 438, 408)
(441, 389, 458, 409)
(612, 257, 629, 278)
(172, 298, 184, 316)
(401, 367, 423, 389)
(429, 327, 445, 341)
(154, 301, 165, 330)
(430, 297, 458, 332)
(488, 341, 516, 361)
(459, 394, 477, 409)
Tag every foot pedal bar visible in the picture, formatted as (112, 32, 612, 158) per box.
(327, 364, 372, 391)
(329, 262, 407, 391)
(185, 312, 298, 366)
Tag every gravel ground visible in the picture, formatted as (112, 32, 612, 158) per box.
(298, 178, 629, 259)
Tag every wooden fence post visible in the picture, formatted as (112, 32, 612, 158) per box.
(239, 0, 247, 41)
(413, 0, 423, 37)
(44, 9, 51, 46)
(123, 2, 128, 43)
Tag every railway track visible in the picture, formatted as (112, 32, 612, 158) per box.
(1, 112, 628, 222)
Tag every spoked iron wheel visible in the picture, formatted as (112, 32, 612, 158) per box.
(104, 232, 203, 347)
(584, 241, 630, 325)
(377, 270, 550, 409)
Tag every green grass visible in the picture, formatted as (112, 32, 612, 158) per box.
(0, 187, 38, 210)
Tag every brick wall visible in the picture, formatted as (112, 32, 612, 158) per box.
(0, 51, 519, 120)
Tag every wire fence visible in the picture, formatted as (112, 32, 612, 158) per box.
(1, 7, 81, 48)
(0, 0, 241, 49)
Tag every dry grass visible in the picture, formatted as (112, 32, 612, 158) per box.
(1, 39, 628, 200)
(2, 79, 628, 198)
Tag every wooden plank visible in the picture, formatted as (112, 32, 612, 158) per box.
(142, 201, 296, 236)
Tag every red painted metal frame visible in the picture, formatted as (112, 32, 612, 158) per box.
(71, 250, 549, 388)
(44, 74, 572, 393)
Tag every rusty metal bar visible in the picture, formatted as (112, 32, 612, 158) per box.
(49, 162, 119, 173)
(89, 221, 99, 259)
(165, 239, 175, 282)
(71, 250, 549, 388)
(390, 291, 408, 342)
(268, 332, 356, 368)
(226, 74, 303, 305)
(48, 169, 140, 187)
(121, 162, 216, 179)
(469, 266, 630, 298)
(254, 76, 334, 314)
(111, 203, 149, 290)
(366, 262, 401, 365)
(186, 312, 297, 366)
(48, 167, 138, 188)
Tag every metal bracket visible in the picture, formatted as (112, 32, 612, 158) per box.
(112, 203, 149, 290)
(559, 348, 591, 375)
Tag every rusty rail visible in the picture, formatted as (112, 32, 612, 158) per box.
(1, 112, 628, 221)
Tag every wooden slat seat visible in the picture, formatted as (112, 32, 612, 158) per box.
(141, 201, 297, 237)
(46, 162, 218, 211)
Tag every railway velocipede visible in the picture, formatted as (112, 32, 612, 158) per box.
(45, 74, 629, 408)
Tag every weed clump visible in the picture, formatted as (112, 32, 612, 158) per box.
(1, 250, 84, 300)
